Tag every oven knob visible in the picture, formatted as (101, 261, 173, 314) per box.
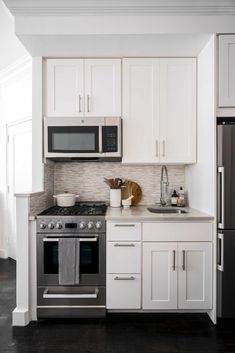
(79, 221, 86, 230)
(87, 221, 94, 230)
(39, 223, 46, 229)
(95, 221, 102, 230)
(48, 222, 55, 229)
(55, 222, 62, 229)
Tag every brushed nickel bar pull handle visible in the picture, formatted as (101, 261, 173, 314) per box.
(114, 243, 135, 247)
(43, 238, 59, 242)
(114, 224, 135, 227)
(43, 288, 99, 299)
(182, 250, 186, 271)
(218, 167, 225, 229)
(162, 140, 166, 157)
(172, 250, 176, 271)
(80, 237, 98, 242)
(155, 140, 159, 157)
(87, 95, 90, 112)
(78, 95, 82, 112)
(114, 276, 135, 281)
(217, 233, 224, 272)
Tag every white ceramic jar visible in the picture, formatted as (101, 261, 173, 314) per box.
(110, 189, 121, 208)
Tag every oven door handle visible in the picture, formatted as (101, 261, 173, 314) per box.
(43, 288, 99, 299)
(43, 237, 98, 242)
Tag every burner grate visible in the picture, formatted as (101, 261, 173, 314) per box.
(38, 202, 107, 216)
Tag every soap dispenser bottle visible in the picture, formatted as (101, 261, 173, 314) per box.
(171, 190, 179, 207)
(177, 186, 185, 207)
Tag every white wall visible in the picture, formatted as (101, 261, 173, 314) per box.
(0, 0, 31, 257)
(185, 35, 216, 215)
(0, 63, 32, 258)
(0, 1, 28, 71)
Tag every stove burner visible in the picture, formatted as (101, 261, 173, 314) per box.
(38, 202, 107, 216)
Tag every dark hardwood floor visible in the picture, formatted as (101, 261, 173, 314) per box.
(1, 258, 235, 353)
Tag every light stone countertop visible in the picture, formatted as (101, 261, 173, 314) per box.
(105, 205, 214, 222)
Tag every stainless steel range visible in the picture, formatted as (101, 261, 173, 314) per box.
(36, 202, 107, 319)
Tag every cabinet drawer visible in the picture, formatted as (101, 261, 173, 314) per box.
(143, 222, 212, 242)
(107, 274, 141, 309)
(107, 242, 141, 273)
(107, 222, 141, 241)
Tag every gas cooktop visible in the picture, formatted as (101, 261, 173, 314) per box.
(38, 201, 107, 217)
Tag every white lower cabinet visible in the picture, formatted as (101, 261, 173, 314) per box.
(178, 242, 212, 309)
(107, 274, 141, 309)
(107, 221, 213, 312)
(143, 242, 178, 309)
(143, 241, 212, 310)
(106, 222, 141, 309)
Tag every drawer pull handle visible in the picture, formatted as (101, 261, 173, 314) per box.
(172, 250, 176, 271)
(182, 250, 186, 271)
(114, 224, 135, 227)
(114, 243, 135, 247)
(114, 276, 135, 281)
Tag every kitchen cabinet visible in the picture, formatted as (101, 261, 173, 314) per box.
(143, 242, 178, 309)
(106, 222, 141, 309)
(122, 58, 196, 164)
(46, 58, 121, 117)
(142, 223, 212, 310)
(219, 35, 235, 107)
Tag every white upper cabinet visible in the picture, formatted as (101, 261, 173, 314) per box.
(219, 35, 235, 107)
(46, 58, 121, 117)
(46, 59, 84, 117)
(84, 59, 121, 117)
(122, 59, 160, 164)
(122, 58, 196, 164)
(160, 59, 196, 164)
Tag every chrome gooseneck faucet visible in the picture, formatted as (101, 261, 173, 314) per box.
(160, 165, 169, 206)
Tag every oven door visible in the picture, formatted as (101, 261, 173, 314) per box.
(37, 234, 105, 286)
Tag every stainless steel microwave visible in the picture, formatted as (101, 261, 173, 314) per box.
(44, 117, 122, 161)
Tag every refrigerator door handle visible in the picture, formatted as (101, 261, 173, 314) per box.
(218, 167, 225, 229)
(217, 233, 224, 272)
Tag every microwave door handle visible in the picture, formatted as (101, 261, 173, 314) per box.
(99, 126, 102, 153)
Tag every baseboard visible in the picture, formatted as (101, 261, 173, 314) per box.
(12, 307, 30, 326)
(0, 249, 8, 259)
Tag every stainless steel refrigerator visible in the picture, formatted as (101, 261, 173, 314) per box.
(217, 117, 235, 318)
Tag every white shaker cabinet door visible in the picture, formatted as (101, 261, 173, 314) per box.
(219, 35, 235, 107)
(46, 59, 84, 117)
(122, 58, 160, 164)
(84, 59, 121, 117)
(178, 242, 212, 310)
(143, 242, 177, 310)
(159, 58, 196, 164)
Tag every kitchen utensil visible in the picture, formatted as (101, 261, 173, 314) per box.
(121, 181, 142, 205)
(53, 193, 79, 207)
(104, 177, 124, 189)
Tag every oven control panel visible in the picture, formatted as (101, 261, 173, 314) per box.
(37, 217, 105, 234)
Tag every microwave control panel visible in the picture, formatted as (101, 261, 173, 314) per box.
(102, 126, 118, 153)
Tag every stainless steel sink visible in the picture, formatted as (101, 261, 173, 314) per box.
(147, 207, 188, 214)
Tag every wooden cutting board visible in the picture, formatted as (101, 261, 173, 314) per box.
(121, 180, 142, 205)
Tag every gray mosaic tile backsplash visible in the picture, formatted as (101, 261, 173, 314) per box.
(29, 162, 54, 215)
(54, 163, 185, 205)
(30, 162, 185, 214)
